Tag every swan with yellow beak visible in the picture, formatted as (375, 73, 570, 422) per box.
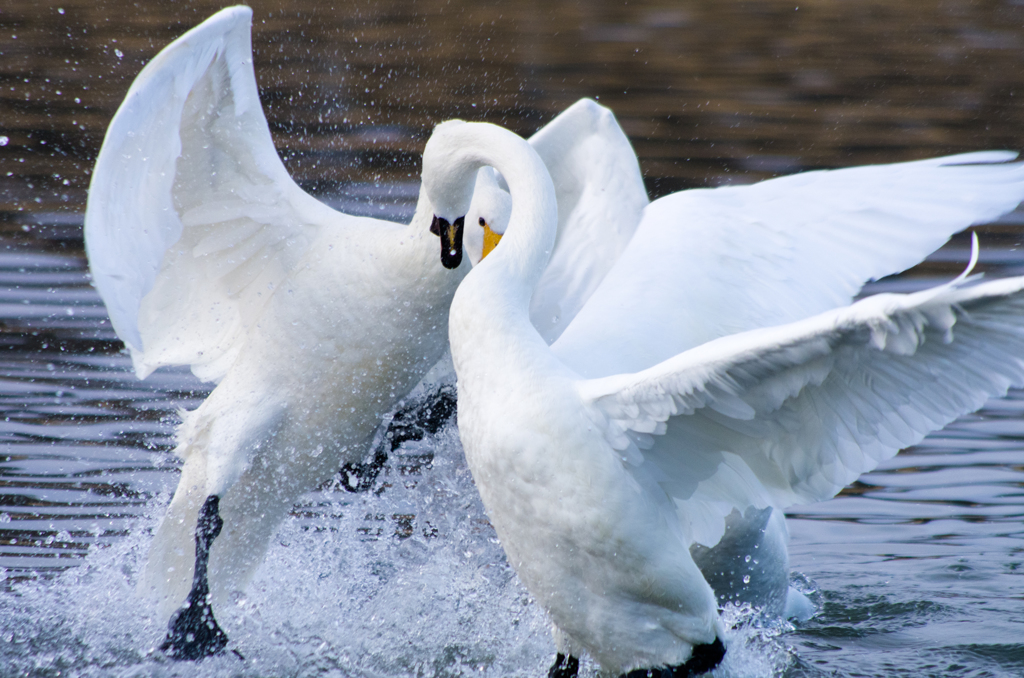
(427, 120, 1024, 677)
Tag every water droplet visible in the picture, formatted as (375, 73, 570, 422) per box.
(745, 554, 752, 563)
(0, 136, 8, 147)
(742, 575, 751, 584)
(114, 48, 123, 59)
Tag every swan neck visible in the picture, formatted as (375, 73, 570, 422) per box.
(499, 148, 558, 294)
(434, 124, 557, 300)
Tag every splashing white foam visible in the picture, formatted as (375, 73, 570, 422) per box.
(0, 424, 556, 677)
(0, 420, 802, 677)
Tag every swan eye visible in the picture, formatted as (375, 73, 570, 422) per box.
(479, 217, 486, 227)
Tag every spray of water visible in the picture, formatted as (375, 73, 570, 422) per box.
(0, 419, 801, 677)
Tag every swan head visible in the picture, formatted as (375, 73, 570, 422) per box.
(422, 120, 479, 269)
(423, 119, 556, 282)
(463, 168, 512, 265)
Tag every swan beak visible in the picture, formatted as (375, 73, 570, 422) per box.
(480, 221, 503, 260)
(430, 215, 465, 269)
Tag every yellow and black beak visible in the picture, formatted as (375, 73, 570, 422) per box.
(430, 215, 465, 269)
(480, 217, 502, 260)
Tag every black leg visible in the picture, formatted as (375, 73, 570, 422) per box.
(619, 637, 726, 678)
(160, 495, 229, 661)
(340, 384, 457, 493)
(548, 653, 580, 678)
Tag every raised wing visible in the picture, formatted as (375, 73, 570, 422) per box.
(579, 260, 1024, 547)
(555, 152, 1024, 377)
(526, 99, 650, 343)
(85, 7, 374, 382)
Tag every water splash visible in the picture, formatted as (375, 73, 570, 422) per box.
(0, 425, 555, 677)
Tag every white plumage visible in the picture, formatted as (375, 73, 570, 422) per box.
(463, 97, 650, 343)
(83, 10, 652, 633)
(84, 6, 471, 624)
(425, 120, 1024, 675)
(556, 149, 1024, 377)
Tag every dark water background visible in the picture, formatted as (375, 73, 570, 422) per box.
(2, 1, 1024, 676)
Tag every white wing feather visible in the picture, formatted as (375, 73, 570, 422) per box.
(579, 268, 1024, 547)
(526, 99, 650, 342)
(556, 152, 1024, 377)
(84, 6, 377, 382)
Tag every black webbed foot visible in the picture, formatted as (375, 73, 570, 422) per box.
(340, 384, 457, 492)
(619, 637, 726, 678)
(160, 495, 229, 661)
(548, 652, 580, 677)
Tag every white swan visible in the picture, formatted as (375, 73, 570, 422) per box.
(465, 141, 1024, 623)
(423, 120, 1024, 676)
(83, 8, 652, 659)
(84, 6, 473, 658)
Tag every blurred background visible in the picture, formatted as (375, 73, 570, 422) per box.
(5, 0, 1024, 219)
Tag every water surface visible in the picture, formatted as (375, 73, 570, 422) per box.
(3, 1, 1024, 676)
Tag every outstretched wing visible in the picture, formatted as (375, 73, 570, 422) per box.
(579, 263, 1024, 547)
(526, 99, 650, 343)
(85, 7, 378, 382)
(555, 152, 1024, 377)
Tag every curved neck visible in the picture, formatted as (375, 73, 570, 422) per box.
(429, 123, 558, 309)
(484, 136, 558, 300)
